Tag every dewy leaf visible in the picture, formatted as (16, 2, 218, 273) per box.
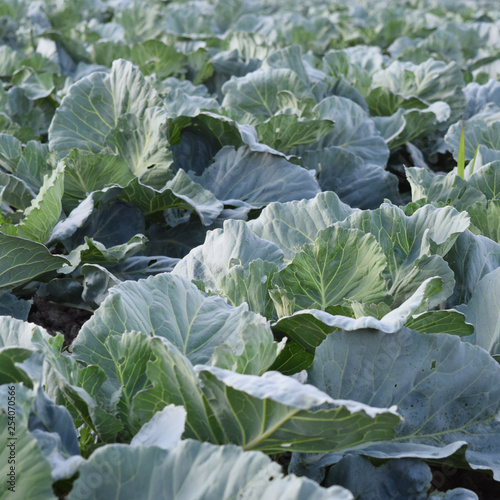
(308, 328, 500, 480)
(191, 145, 320, 208)
(73, 273, 277, 376)
(338, 204, 469, 306)
(248, 192, 357, 260)
(274, 226, 389, 311)
(67, 439, 353, 500)
(49, 59, 172, 180)
(197, 366, 401, 453)
(458, 267, 500, 355)
(0, 233, 69, 292)
(173, 219, 284, 290)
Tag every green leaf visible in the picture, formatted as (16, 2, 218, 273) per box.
(308, 328, 500, 480)
(303, 147, 400, 210)
(62, 150, 134, 210)
(269, 340, 314, 376)
(217, 259, 278, 318)
(467, 200, 500, 243)
(444, 230, 500, 306)
(0, 233, 69, 292)
(11, 162, 65, 243)
(222, 68, 314, 122)
(67, 439, 353, 500)
(11, 68, 55, 100)
(338, 204, 469, 306)
(192, 145, 320, 208)
(256, 115, 334, 152)
(272, 277, 442, 352)
(0, 171, 36, 210)
(248, 192, 357, 260)
(131, 40, 185, 79)
(311, 95, 389, 168)
(405, 310, 474, 336)
(119, 169, 223, 225)
(173, 219, 284, 291)
(49, 60, 172, 181)
(458, 267, 500, 355)
(197, 366, 401, 453)
(73, 273, 277, 376)
(469, 160, 500, 200)
(274, 226, 389, 311)
(406, 167, 486, 212)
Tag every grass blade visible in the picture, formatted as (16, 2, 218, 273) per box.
(457, 119, 465, 179)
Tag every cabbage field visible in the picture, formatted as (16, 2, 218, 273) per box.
(3, 0, 500, 498)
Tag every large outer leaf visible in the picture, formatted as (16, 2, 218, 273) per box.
(221, 68, 314, 121)
(310, 95, 389, 169)
(62, 150, 134, 210)
(131, 337, 399, 454)
(256, 114, 334, 152)
(197, 366, 400, 453)
(12, 161, 65, 243)
(458, 267, 500, 355)
(119, 169, 223, 225)
(49, 60, 171, 180)
(0, 233, 69, 292)
(371, 59, 465, 119)
(248, 192, 357, 260)
(445, 121, 500, 162)
(444, 230, 500, 306)
(305, 147, 399, 210)
(191, 145, 320, 208)
(272, 277, 442, 352)
(406, 167, 486, 212)
(338, 204, 469, 306)
(173, 219, 284, 289)
(67, 439, 354, 500)
(274, 226, 389, 311)
(467, 200, 500, 243)
(308, 328, 500, 479)
(73, 273, 277, 375)
(469, 160, 500, 200)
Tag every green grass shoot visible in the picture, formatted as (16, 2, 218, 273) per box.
(457, 119, 465, 179)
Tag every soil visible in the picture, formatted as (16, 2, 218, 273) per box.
(27, 295, 92, 347)
(430, 465, 500, 500)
